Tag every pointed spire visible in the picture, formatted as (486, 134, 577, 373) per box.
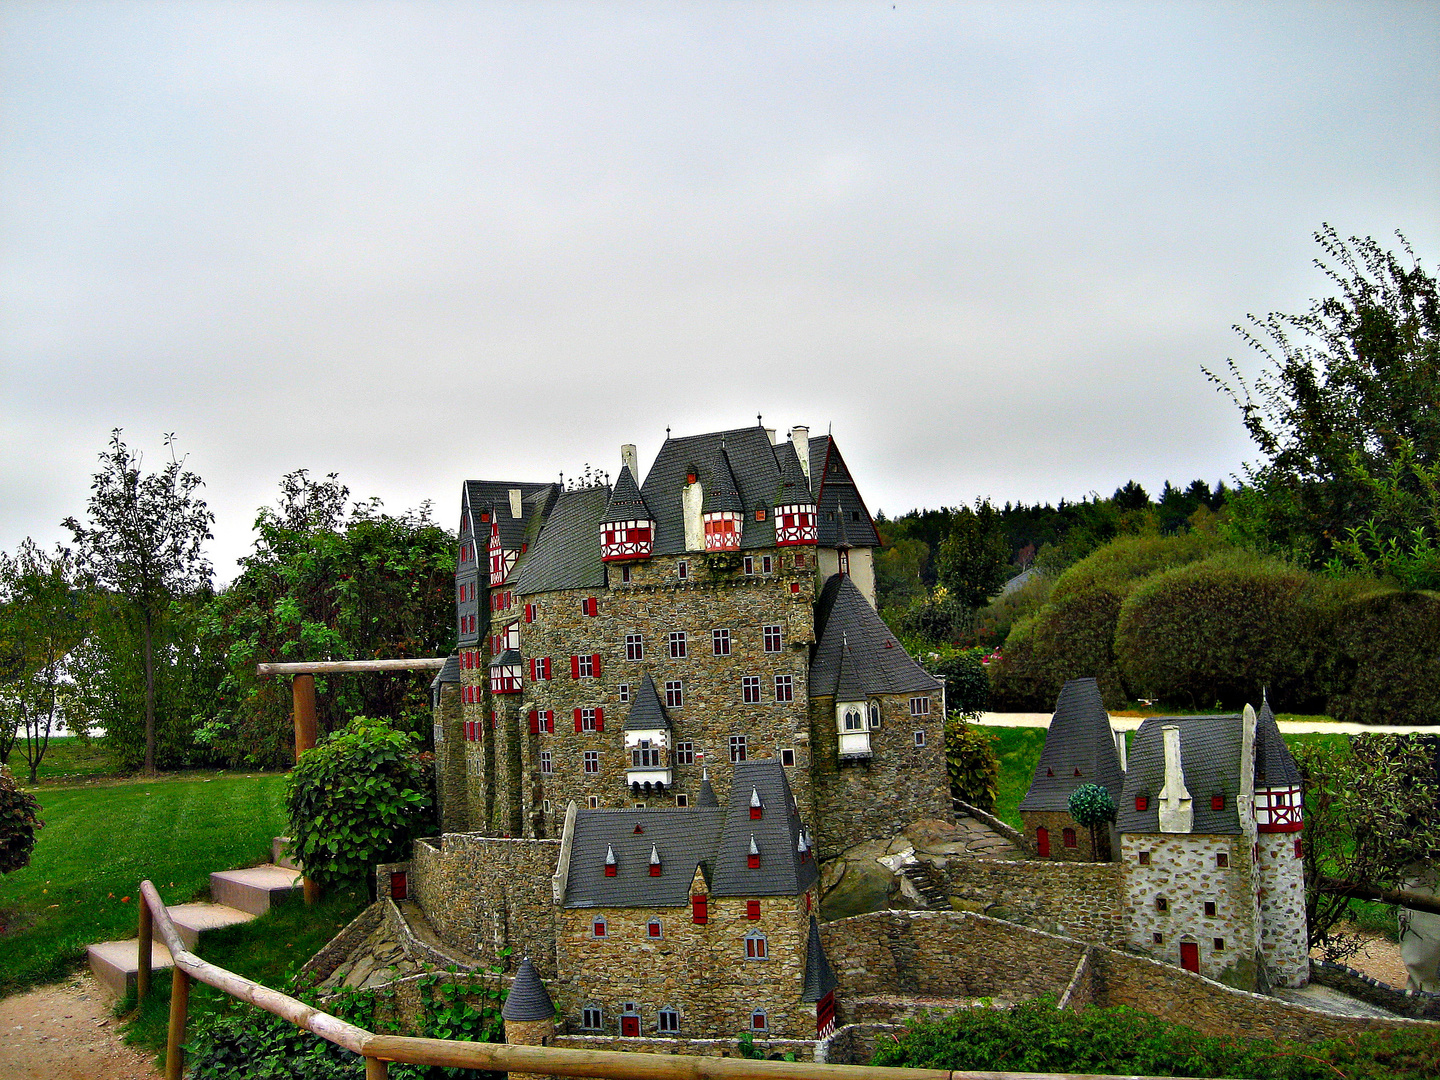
(749, 834, 759, 855)
(697, 768, 718, 807)
(623, 673, 671, 731)
(601, 463, 653, 525)
(650, 844, 661, 866)
(801, 916, 838, 1002)
(502, 957, 556, 1021)
(605, 844, 616, 866)
(750, 788, 763, 808)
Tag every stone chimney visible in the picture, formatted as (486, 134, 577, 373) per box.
(620, 443, 639, 477)
(1114, 728, 1128, 773)
(1238, 704, 1257, 832)
(1158, 725, 1193, 833)
(509, 488, 523, 519)
(791, 426, 810, 480)
(682, 473, 704, 552)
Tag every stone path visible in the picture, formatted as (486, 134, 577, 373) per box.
(1274, 982, 1401, 1019)
(315, 925, 426, 993)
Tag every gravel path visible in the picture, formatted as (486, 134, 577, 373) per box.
(0, 973, 158, 1080)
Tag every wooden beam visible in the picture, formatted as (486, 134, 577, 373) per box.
(258, 659, 448, 675)
(1319, 877, 1440, 916)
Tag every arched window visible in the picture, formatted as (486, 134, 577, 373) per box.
(658, 1007, 680, 1034)
(1062, 827, 1077, 848)
(745, 932, 768, 959)
(751, 1008, 768, 1031)
(868, 702, 881, 730)
(843, 707, 864, 731)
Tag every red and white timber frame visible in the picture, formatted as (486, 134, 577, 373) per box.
(1254, 785, 1303, 832)
(600, 519, 654, 561)
(773, 502, 818, 545)
(702, 511, 742, 551)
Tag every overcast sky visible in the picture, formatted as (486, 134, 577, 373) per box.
(3, 1, 1436, 582)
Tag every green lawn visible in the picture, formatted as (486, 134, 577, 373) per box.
(0, 769, 290, 994)
(8, 735, 121, 784)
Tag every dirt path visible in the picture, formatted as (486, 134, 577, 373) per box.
(0, 973, 158, 1080)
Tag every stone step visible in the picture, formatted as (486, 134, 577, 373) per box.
(87, 938, 173, 998)
(210, 864, 303, 917)
(272, 836, 302, 871)
(168, 901, 256, 949)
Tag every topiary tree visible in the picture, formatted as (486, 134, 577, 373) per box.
(1068, 783, 1116, 862)
(0, 771, 43, 875)
(285, 715, 435, 890)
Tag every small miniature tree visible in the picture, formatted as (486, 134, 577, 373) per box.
(1068, 783, 1117, 861)
(0, 771, 43, 874)
(285, 715, 435, 889)
(945, 712, 999, 813)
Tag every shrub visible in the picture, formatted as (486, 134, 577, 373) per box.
(1114, 550, 1315, 708)
(932, 646, 990, 715)
(1324, 587, 1440, 725)
(0, 772, 42, 874)
(944, 713, 998, 812)
(285, 716, 436, 888)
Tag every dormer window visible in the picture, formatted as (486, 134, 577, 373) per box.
(749, 789, 763, 820)
(748, 835, 760, 869)
(774, 503, 818, 546)
(604, 845, 617, 877)
(601, 519, 655, 562)
(649, 845, 662, 877)
(1211, 795, 1224, 811)
(1136, 796, 1149, 812)
(702, 512, 742, 552)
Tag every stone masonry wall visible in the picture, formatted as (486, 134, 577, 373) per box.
(809, 689, 949, 859)
(1257, 830, 1309, 987)
(941, 858, 1126, 946)
(1020, 809, 1110, 862)
(409, 833, 561, 978)
(434, 683, 469, 834)
(553, 885, 820, 1042)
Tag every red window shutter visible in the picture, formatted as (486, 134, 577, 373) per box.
(528, 710, 539, 735)
(571, 655, 580, 679)
(592, 653, 602, 677)
(1136, 796, 1148, 812)
(574, 708, 583, 733)
(1211, 795, 1224, 811)
(595, 708, 604, 732)
(528, 658, 536, 679)
(747, 854, 760, 869)
(746, 900, 761, 919)
(692, 896, 707, 924)
(543, 657, 552, 679)
(546, 710, 554, 733)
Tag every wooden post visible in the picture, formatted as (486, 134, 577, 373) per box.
(293, 674, 318, 762)
(165, 966, 190, 1080)
(137, 898, 153, 1003)
(365, 1056, 390, 1079)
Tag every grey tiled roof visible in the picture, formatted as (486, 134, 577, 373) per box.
(808, 437, 880, 548)
(623, 674, 672, 731)
(801, 916, 837, 1002)
(464, 481, 553, 551)
(1019, 678, 1125, 812)
(488, 648, 522, 669)
(709, 760, 819, 898)
(775, 442, 813, 505)
(501, 957, 555, 1021)
(600, 465, 652, 525)
(431, 651, 459, 706)
(563, 807, 726, 908)
(696, 775, 718, 807)
(1254, 696, 1301, 787)
(511, 486, 609, 596)
(1118, 716, 1245, 835)
(809, 575, 943, 698)
(638, 427, 786, 555)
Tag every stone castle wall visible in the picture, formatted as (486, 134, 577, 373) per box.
(409, 833, 561, 977)
(1019, 809, 1111, 862)
(941, 858, 1127, 946)
(1257, 830, 1309, 987)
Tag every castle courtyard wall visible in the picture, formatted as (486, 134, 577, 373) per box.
(940, 857, 1127, 945)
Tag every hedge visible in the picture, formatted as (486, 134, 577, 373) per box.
(1325, 587, 1440, 726)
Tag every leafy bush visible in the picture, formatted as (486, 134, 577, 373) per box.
(285, 716, 436, 888)
(931, 646, 989, 715)
(1324, 587, 1440, 725)
(0, 772, 42, 874)
(944, 713, 998, 813)
(1114, 550, 1317, 708)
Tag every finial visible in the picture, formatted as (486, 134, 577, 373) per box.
(757, 412, 763, 427)
(666, 426, 671, 439)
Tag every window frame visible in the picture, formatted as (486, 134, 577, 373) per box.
(625, 633, 644, 661)
(540, 750, 553, 775)
(730, 735, 748, 763)
(762, 625, 782, 653)
(582, 1006, 604, 1031)
(674, 740, 694, 765)
(742, 675, 761, 704)
(669, 631, 688, 659)
(745, 933, 768, 960)
(712, 627, 731, 656)
(665, 680, 684, 709)
(774, 674, 793, 702)
(583, 750, 600, 774)
(658, 1007, 680, 1034)
(909, 696, 931, 716)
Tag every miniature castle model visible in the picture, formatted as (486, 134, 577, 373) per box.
(1020, 680, 1308, 990)
(423, 423, 947, 1040)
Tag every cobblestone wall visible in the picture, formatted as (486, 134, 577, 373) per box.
(1020, 810, 1111, 861)
(1257, 830, 1309, 987)
(941, 857, 1127, 945)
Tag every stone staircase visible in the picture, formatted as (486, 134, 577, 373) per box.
(87, 838, 303, 997)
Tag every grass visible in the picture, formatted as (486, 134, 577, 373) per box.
(7, 735, 122, 784)
(0, 766, 290, 995)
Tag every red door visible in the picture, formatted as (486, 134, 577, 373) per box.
(1179, 942, 1200, 973)
(1036, 826, 1050, 858)
(620, 1014, 640, 1037)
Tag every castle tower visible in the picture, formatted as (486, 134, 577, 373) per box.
(502, 955, 556, 1080)
(1251, 695, 1308, 987)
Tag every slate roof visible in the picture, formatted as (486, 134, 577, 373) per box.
(600, 465, 652, 524)
(1118, 716, 1246, 835)
(489, 648, 522, 669)
(501, 957, 555, 1021)
(431, 651, 459, 706)
(807, 437, 880, 548)
(809, 575, 943, 699)
(696, 774, 719, 807)
(511, 485, 609, 596)
(801, 916, 837, 1002)
(463, 481, 553, 551)
(775, 441, 813, 506)
(1254, 695, 1301, 787)
(623, 674, 672, 731)
(1019, 678, 1125, 812)
(563, 760, 816, 907)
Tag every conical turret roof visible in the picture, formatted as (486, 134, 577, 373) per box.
(624, 674, 672, 731)
(501, 957, 555, 1021)
(1254, 692, 1301, 787)
(801, 916, 838, 1002)
(601, 464, 653, 525)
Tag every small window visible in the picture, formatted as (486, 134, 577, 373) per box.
(1210, 794, 1224, 811)
(751, 1008, 767, 1031)
(730, 735, 748, 763)
(909, 696, 930, 716)
(580, 707, 599, 732)
(1153, 932, 1163, 945)
(582, 597, 599, 617)
(582, 1006, 603, 1031)
(588, 795, 599, 809)
(1156, 897, 1169, 914)
(1215, 852, 1228, 868)
(675, 741, 694, 765)
(1135, 796, 1149, 812)
(744, 556, 755, 575)
(913, 730, 926, 747)
(745, 933, 768, 959)
(669, 631, 688, 659)
(1062, 827, 1077, 848)
(620, 564, 632, 584)
(676, 793, 689, 807)
(658, 1007, 680, 1034)
(648, 919, 663, 938)
(775, 675, 794, 702)
(712, 628, 731, 655)
(626, 633, 644, 661)
(1138, 850, 1151, 865)
(763, 625, 782, 653)
(576, 654, 596, 678)
(540, 751, 553, 775)
(592, 919, 607, 938)
(677, 560, 688, 580)
(868, 702, 880, 729)
(1214, 937, 1225, 951)
(1294, 838, 1303, 859)
(794, 552, 806, 568)
(742, 676, 761, 704)
(618, 683, 631, 703)
(542, 798, 551, 812)
(1204, 901, 1216, 917)
(780, 748, 795, 767)
(746, 900, 761, 920)
(665, 680, 684, 708)
(762, 555, 772, 574)
(584, 750, 599, 774)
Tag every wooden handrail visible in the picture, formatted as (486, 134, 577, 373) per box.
(135, 878, 1245, 1080)
(256, 659, 448, 675)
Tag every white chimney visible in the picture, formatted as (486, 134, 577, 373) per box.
(682, 475, 704, 552)
(1238, 704, 1257, 832)
(509, 488, 523, 519)
(765, 427, 776, 446)
(1114, 729, 1128, 773)
(791, 426, 810, 480)
(1157, 725, 1193, 833)
(621, 444, 639, 478)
